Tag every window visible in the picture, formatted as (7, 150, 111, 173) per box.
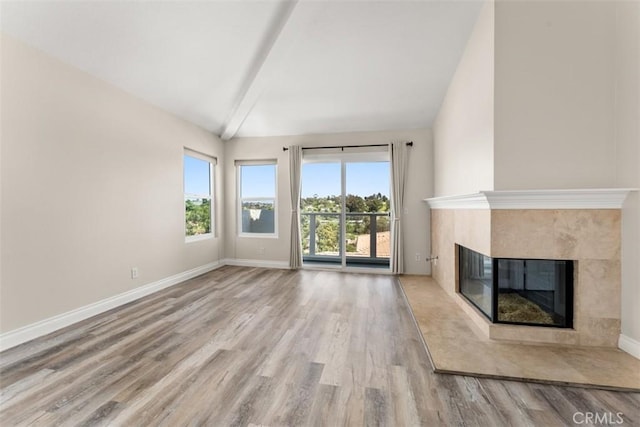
(237, 161, 277, 236)
(184, 149, 215, 240)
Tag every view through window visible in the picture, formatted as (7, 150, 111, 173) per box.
(238, 162, 277, 235)
(184, 151, 214, 239)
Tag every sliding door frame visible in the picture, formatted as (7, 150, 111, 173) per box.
(301, 149, 391, 272)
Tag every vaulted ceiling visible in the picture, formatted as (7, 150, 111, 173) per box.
(0, 1, 482, 140)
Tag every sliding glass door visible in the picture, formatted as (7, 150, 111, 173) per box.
(300, 162, 342, 264)
(344, 162, 390, 268)
(300, 152, 390, 269)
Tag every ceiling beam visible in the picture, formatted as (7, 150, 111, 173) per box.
(220, 0, 299, 141)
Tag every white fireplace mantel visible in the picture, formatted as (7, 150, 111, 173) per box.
(424, 188, 637, 210)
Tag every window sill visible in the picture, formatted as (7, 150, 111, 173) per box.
(185, 233, 214, 243)
(238, 233, 279, 239)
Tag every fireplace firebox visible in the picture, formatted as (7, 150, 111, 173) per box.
(458, 246, 573, 328)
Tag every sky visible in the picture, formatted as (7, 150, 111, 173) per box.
(302, 162, 390, 198)
(240, 164, 276, 198)
(185, 156, 390, 198)
(184, 155, 210, 195)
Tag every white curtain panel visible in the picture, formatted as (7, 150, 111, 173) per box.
(288, 145, 303, 269)
(390, 141, 408, 274)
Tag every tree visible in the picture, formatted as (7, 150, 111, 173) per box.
(300, 214, 310, 254)
(185, 198, 211, 236)
(365, 195, 383, 212)
(316, 219, 339, 253)
(345, 194, 366, 212)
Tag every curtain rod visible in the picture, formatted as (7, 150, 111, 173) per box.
(282, 141, 413, 151)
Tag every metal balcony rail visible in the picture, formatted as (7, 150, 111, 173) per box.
(301, 212, 391, 265)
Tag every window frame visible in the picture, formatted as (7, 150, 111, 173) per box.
(184, 148, 216, 243)
(236, 160, 278, 238)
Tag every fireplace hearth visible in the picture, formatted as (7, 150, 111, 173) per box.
(459, 246, 573, 328)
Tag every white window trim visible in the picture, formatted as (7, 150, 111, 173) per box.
(236, 160, 278, 238)
(184, 148, 216, 243)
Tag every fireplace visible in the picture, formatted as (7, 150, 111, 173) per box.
(459, 246, 573, 328)
(425, 189, 632, 347)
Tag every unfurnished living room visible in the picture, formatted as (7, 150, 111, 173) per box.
(1, 0, 639, 425)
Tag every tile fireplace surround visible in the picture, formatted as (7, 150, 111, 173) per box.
(425, 189, 635, 348)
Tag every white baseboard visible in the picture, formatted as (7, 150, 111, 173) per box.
(222, 258, 290, 269)
(0, 261, 223, 352)
(619, 334, 640, 359)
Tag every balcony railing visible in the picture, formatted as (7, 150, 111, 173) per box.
(301, 212, 391, 267)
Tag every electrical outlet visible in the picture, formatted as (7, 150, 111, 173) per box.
(415, 253, 421, 262)
(258, 247, 265, 255)
(131, 267, 139, 279)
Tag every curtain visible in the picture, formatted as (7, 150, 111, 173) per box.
(289, 145, 303, 269)
(390, 141, 408, 274)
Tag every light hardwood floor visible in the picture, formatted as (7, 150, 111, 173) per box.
(1, 266, 638, 426)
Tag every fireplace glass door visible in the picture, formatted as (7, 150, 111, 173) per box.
(459, 246, 493, 318)
(496, 259, 572, 327)
(459, 246, 573, 328)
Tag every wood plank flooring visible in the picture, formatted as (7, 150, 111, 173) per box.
(1, 266, 638, 426)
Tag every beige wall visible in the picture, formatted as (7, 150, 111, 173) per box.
(614, 1, 640, 345)
(493, 1, 617, 190)
(225, 128, 434, 275)
(0, 35, 224, 333)
(223, 137, 291, 264)
(433, 0, 494, 197)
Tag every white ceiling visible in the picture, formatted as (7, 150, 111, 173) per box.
(0, 1, 483, 140)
